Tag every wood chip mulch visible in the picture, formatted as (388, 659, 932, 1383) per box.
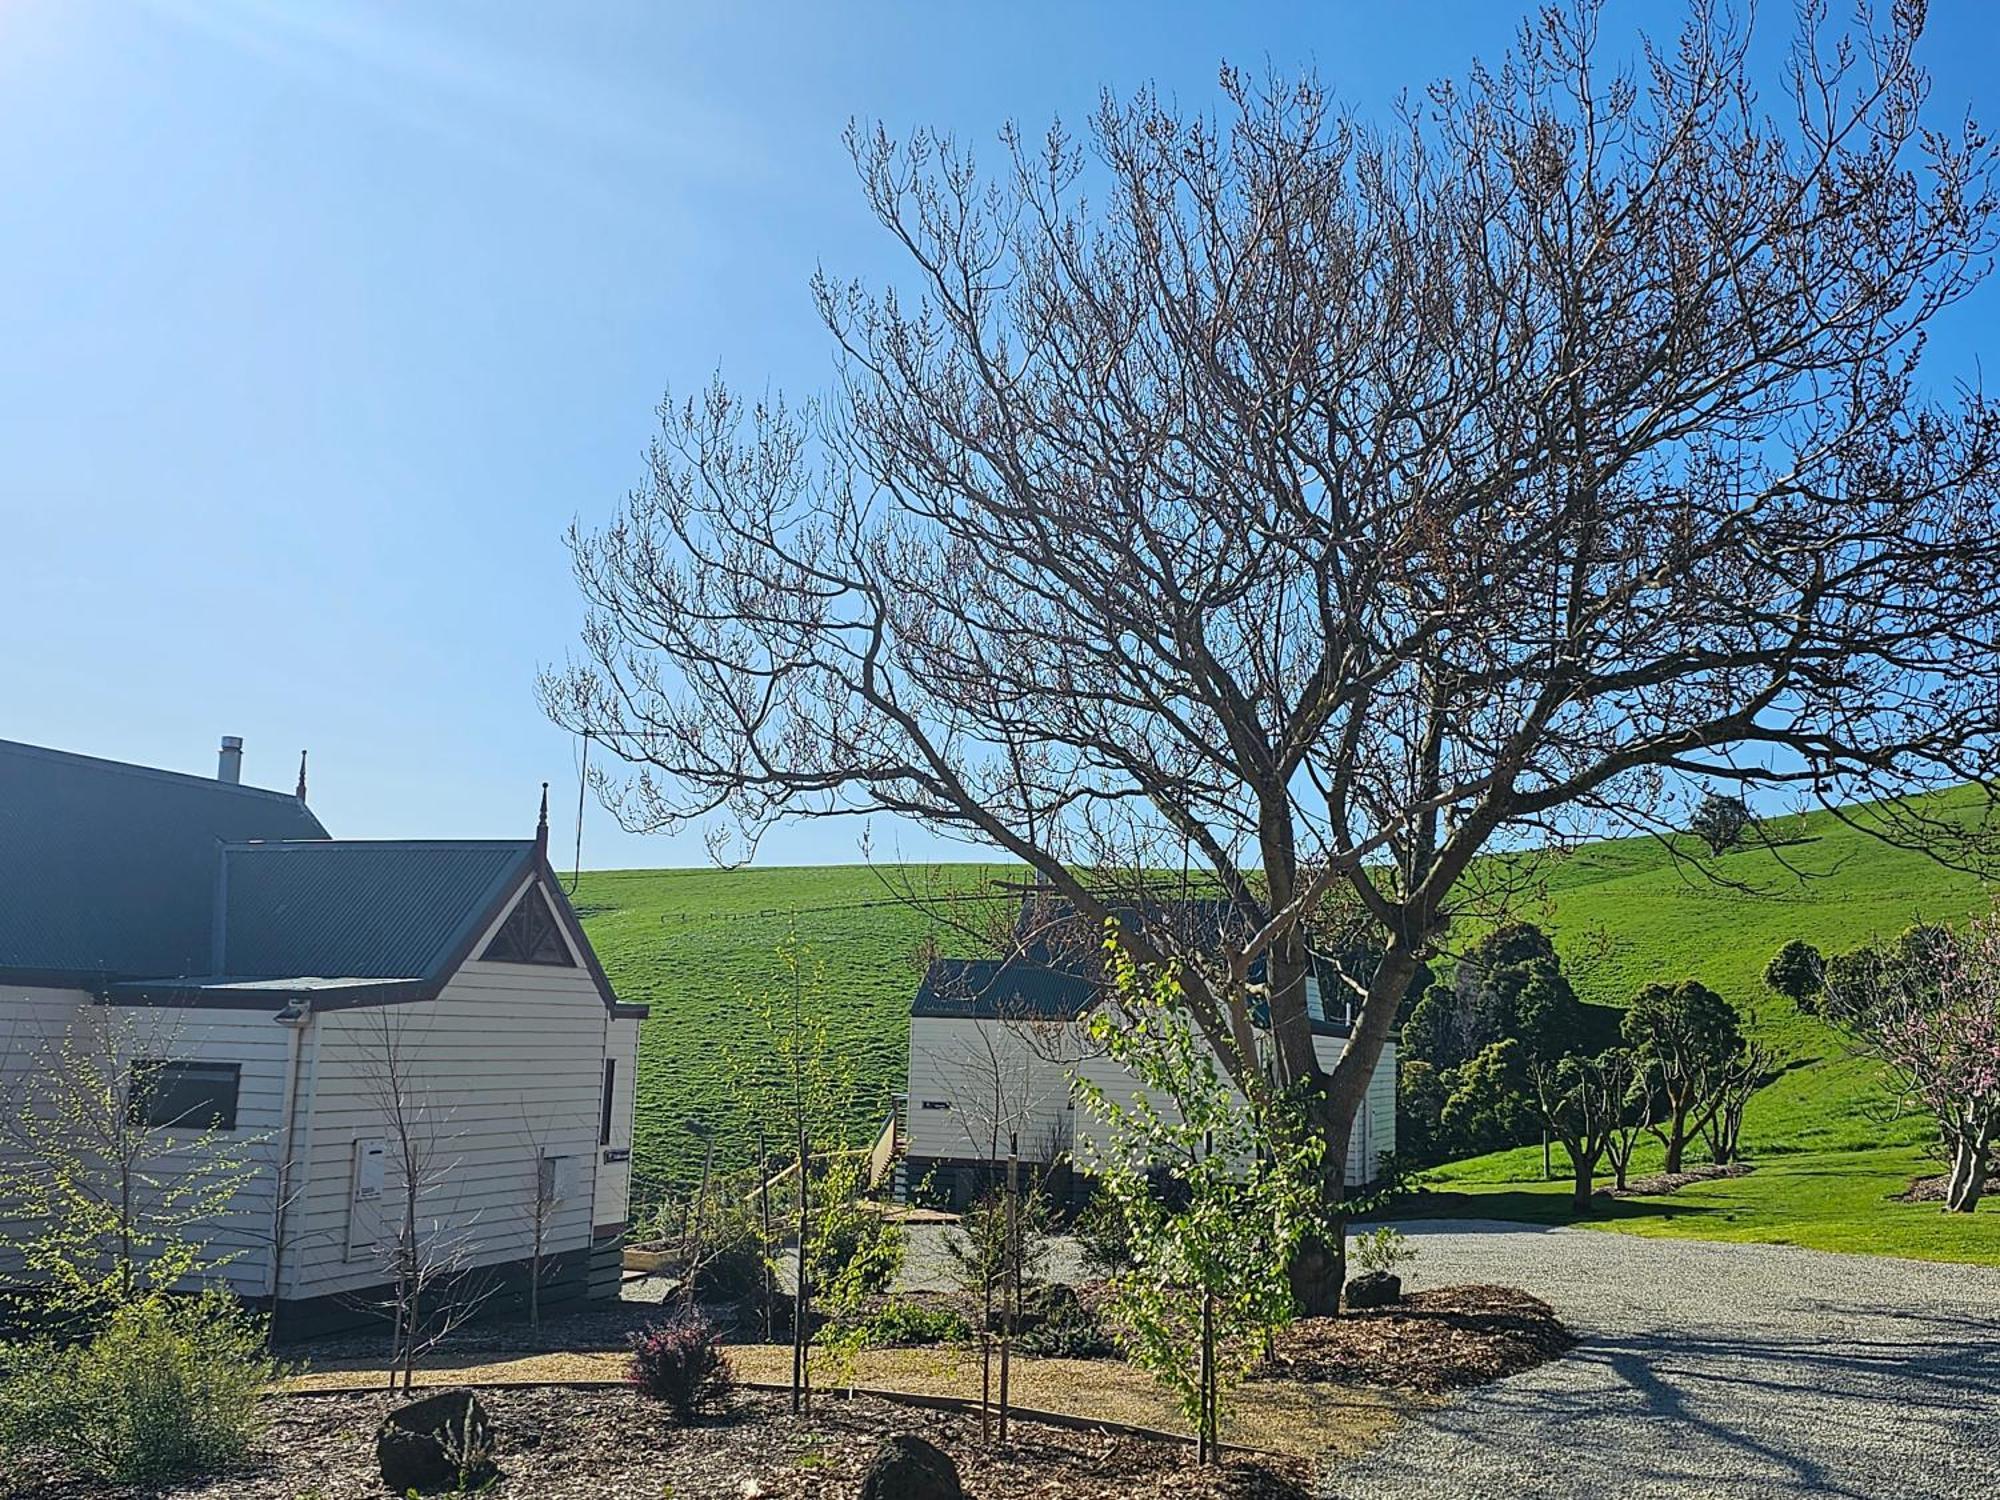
(1900, 1171, 1999, 1203)
(9, 1387, 1314, 1500)
(1610, 1162, 1753, 1197)
(1256, 1284, 1576, 1395)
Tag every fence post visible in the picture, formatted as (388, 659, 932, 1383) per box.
(792, 1127, 810, 1415)
(999, 1131, 1017, 1444)
(758, 1124, 774, 1343)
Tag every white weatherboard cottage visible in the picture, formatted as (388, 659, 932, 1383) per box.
(901, 901, 1397, 1211)
(0, 736, 645, 1335)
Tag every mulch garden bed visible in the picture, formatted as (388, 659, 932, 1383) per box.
(1257, 1284, 1576, 1395)
(13, 1387, 1313, 1500)
(1610, 1162, 1753, 1197)
(1900, 1171, 1999, 1203)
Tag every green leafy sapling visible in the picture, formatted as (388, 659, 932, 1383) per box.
(1073, 939, 1327, 1461)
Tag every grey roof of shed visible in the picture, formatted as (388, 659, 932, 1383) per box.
(0, 737, 328, 983)
(911, 958, 1098, 1022)
(912, 894, 1356, 1036)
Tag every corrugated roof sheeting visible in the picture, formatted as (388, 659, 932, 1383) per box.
(219, 841, 532, 980)
(0, 738, 328, 980)
(912, 958, 1098, 1021)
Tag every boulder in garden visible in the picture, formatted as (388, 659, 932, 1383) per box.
(857, 1433, 963, 1500)
(376, 1387, 499, 1493)
(1345, 1271, 1403, 1309)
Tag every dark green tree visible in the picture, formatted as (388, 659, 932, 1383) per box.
(1688, 793, 1753, 856)
(1437, 1040, 1537, 1159)
(1403, 924, 1586, 1071)
(1400, 924, 1593, 1163)
(1395, 1059, 1450, 1166)
(1763, 940, 1826, 1013)
(1621, 981, 1745, 1173)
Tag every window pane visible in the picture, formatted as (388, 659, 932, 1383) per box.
(600, 1059, 616, 1146)
(129, 1061, 241, 1132)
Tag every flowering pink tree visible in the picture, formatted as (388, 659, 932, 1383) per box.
(1838, 910, 2000, 1213)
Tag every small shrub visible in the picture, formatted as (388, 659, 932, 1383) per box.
(807, 1156, 904, 1306)
(1017, 1284, 1116, 1359)
(824, 1300, 969, 1349)
(628, 1314, 733, 1421)
(942, 1186, 1054, 1296)
(0, 1290, 281, 1485)
(1073, 1191, 1135, 1278)
(1350, 1227, 1420, 1278)
(638, 1191, 769, 1303)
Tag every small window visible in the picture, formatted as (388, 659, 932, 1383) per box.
(599, 1059, 617, 1146)
(129, 1061, 241, 1132)
(480, 889, 574, 966)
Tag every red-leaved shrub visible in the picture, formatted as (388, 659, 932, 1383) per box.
(627, 1314, 733, 1421)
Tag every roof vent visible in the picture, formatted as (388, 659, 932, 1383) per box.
(218, 735, 243, 785)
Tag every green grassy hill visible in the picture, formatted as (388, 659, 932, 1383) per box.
(1417, 788, 2000, 1262)
(576, 791, 1998, 1257)
(570, 863, 1017, 1202)
(1471, 792, 1995, 1156)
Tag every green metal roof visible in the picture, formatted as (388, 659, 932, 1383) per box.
(217, 840, 534, 981)
(0, 737, 328, 982)
(0, 738, 634, 1016)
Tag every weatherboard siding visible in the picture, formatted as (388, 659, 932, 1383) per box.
(595, 1014, 638, 1228)
(281, 893, 620, 1303)
(0, 986, 92, 1280)
(1056, 1032, 1400, 1192)
(905, 1016, 1084, 1166)
(0, 990, 294, 1297)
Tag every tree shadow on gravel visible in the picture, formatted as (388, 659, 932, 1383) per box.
(1390, 1189, 1724, 1229)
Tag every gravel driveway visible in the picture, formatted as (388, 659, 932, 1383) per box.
(1322, 1219, 2000, 1500)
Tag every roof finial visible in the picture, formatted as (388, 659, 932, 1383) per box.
(535, 781, 550, 857)
(295, 750, 309, 802)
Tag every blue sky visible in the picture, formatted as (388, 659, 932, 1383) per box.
(4, 2, 1996, 871)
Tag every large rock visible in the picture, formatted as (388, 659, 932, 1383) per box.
(1345, 1271, 1402, 1309)
(857, 1434, 962, 1500)
(376, 1387, 499, 1493)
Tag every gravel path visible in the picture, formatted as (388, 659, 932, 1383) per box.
(1322, 1220, 2000, 1500)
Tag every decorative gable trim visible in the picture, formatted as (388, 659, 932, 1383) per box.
(478, 884, 575, 966)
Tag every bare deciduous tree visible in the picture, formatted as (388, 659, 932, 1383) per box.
(350, 1008, 494, 1391)
(516, 1099, 592, 1336)
(547, 3, 2000, 1309)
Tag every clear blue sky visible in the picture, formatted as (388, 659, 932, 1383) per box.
(4, 2, 1996, 870)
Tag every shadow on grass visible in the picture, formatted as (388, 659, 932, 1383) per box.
(1387, 1188, 1723, 1229)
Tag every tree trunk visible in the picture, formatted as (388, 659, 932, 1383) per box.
(1572, 1154, 1595, 1213)
(1662, 1107, 1688, 1175)
(1287, 1091, 1349, 1316)
(1286, 943, 1420, 1317)
(1945, 1127, 1991, 1213)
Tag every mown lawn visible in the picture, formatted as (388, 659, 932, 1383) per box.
(1407, 1146, 2000, 1266)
